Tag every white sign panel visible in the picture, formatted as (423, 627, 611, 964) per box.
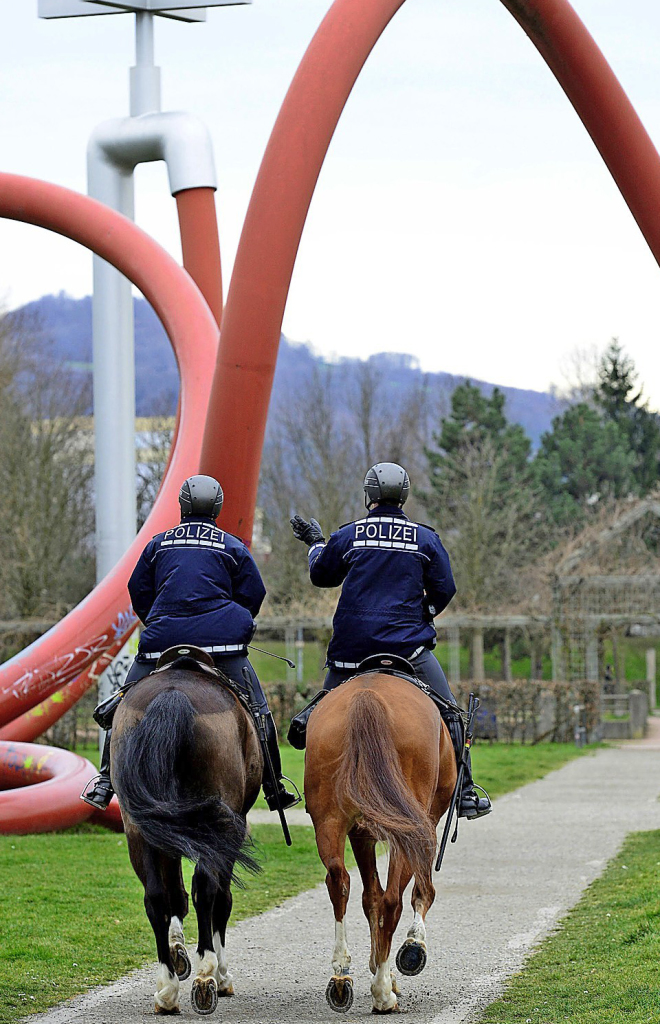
(39, 0, 250, 20)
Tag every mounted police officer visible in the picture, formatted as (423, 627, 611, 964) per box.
(83, 474, 298, 814)
(290, 462, 491, 820)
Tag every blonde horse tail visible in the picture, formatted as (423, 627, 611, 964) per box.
(334, 688, 436, 878)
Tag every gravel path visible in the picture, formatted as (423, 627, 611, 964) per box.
(27, 745, 660, 1024)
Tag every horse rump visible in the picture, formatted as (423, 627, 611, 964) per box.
(335, 688, 436, 879)
(112, 689, 258, 883)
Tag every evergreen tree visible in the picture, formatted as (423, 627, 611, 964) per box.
(428, 381, 532, 489)
(533, 403, 636, 527)
(594, 339, 660, 493)
(424, 383, 541, 610)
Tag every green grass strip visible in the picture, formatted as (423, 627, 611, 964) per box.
(479, 830, 660, 1024)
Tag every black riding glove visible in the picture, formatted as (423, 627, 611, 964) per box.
(290, 515, 325, 547)
(422, 596, 437, 623)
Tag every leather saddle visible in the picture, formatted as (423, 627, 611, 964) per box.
(153, 645, 223, 680)
(153, 645, 253, 715)
(350, 652, 440, 705)
(354, 653, 417, 680)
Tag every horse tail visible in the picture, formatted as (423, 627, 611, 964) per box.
(112, 690, 258, 883)
(334, 689, 436, 879)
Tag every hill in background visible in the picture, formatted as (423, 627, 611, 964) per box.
(14, 292, 563, 445)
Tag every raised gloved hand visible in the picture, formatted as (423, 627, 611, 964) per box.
(290, 514, 325, 547)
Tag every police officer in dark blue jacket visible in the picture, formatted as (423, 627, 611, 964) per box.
(82, 475, 298, 814)
(290, 462, 491, 820)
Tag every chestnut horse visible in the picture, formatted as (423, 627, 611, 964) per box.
(305, 672, 457, 1014)
(111, 659, 262, 1015)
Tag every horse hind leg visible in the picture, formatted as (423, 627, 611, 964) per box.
(133, 841, 180, 1014)
(395, 866, 435, 979)
(370, 853, 412, 1014)
(191, 865, 220, 1016)
(164, 858, 191, 982)
(315, 817, 354, 1013)
(348, 829, 384, 979)
(212, 882, 234, 996)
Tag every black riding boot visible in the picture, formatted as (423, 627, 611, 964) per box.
(445, 715, 492, 820)
(287, 690, 328, 749)
(261, 712, 300, 812)
(81, 729, 115, 811)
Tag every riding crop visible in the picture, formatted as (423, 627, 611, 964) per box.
(434, 692, 479, 872)
(248, 644, 295, 669)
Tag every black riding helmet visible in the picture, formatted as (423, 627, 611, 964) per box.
(179, 475, 224, 520)
(363, 463, 410, 509)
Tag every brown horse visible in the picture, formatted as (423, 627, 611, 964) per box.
(304, 672, 457, 1014)
(111, 658, 262, 1015)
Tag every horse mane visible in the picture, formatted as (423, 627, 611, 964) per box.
(334, 687, 436, 878)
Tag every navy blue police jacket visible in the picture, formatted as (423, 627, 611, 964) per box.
(128, 515, 266, 660)
(308, 505, 456, 668)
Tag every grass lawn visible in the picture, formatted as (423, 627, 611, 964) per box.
(0, 824, 333, 1024)
(0, 740, 596, 1022)
(479, 830, 660, 1024)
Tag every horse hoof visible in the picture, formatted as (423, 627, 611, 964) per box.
(154, 1005, 180, 1015)
(395, 939, 427, 977)
(191, 977, 218, 1016)
(325, 975, 354, 1013)
(217, 981, 234, 997)
(371, 1005, 400, 1015)
(171, 944, 191, 981)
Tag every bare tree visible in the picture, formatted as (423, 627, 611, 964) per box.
(552, 343, 602, 404)
(259, 360, 454, 605)
(425, 436, 544, 611)
(260, 364, 363, 604)
(0, 308, 95, 620)
(136, 413, 175, 530)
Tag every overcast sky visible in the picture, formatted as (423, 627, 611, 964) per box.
(2, 1, 660, 404)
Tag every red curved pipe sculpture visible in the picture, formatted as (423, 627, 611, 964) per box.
(0, 640, 123, 743)
(201, 0, 660, 542)
(0, 742, 96, 833)
(0, 173, 219, 730)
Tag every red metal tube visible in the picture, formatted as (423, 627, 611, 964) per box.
(176, 186, 223, 328)
(0, 640, 124, 743)
(500, 0, 660, 266)
(0, 742, 96, 833)
(0, 174, 219, 728)
(201, 0, 660, 544)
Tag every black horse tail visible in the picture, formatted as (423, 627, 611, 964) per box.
(112, 690, 259, 883)
(334, 689, 436, 880)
